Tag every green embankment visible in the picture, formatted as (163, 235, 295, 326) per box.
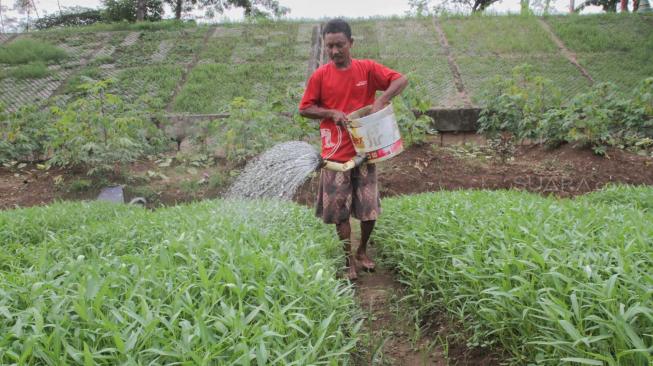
(374, 186, 653, 365)
(0, 200, 358, 365)
(1, 14, 651, 112)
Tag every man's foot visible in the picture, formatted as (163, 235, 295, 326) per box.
(347, 265, 358, 281)
(356, 253, 376, 271)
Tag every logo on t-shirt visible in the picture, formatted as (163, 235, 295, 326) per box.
(355, 80, 368, 87)
(321, 128, 335, 148)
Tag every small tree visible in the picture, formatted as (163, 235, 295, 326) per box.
(408, 0, 502, 14)
(574, 0, 619, 11)
(102, 0, 163, 22)
(164, 0, 289, 20)
(136, 0, 146, 20)
(13, 0, 39, 31)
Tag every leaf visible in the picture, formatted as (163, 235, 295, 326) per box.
(83, 342, 93, 366)
(560, 357, 603, 365)
(113, 331, 126, 354)
(559, 319, 583, 342)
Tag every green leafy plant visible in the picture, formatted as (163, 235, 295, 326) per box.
(480, 65, 653, 156)
(215, 97, 310, 163)
(561, 82, 619, 155)
(0, 199, 359, 364)
(374, 187, 653, 365)
(47, 79, 167, 174)
(394, 76, 436, 147)
(0, 104, 53, 163)
(479, 63, 562, 141)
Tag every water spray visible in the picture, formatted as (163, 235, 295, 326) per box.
(227, 104, 402, 200)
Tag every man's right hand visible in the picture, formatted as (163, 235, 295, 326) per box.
(330, 110, 349, 127)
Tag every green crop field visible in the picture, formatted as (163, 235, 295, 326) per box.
(0, 199, 358, 364)
(373, 186, 653, 365)
(2, 185, 651, 364)
(1, 12, 653, 366)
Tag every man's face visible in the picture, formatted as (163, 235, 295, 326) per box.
(324, 32, 353, 68)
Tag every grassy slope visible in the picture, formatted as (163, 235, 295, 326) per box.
(0, 200, 358, 365)
(546, 14, 653, 92)
(172, 22, 310, 113)
(0, 14, 651, 111)
(441, 14, 593, 103)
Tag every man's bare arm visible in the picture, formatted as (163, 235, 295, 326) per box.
(299, 105, 349, 125)
(372, 75, 409, 113)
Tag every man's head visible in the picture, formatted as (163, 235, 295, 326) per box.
(322, 19, 353, 69)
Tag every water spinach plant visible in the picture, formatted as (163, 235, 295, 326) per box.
(374, 187, 653, 365)
(0, 199, 360, 364)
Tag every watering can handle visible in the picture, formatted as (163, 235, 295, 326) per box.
(319, 154, 368, 172)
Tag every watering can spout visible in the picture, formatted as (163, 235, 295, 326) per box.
(319, 154, 368, 172)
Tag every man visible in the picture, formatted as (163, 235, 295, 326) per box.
(299, 19, 408, 280)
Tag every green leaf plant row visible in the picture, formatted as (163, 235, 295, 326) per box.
(0, 79, 170, 173)
(0, 199, 360, 365)
(478, 65, 653, 156)
(373, 186, 653, 365)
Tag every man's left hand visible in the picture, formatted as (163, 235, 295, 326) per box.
(370, 100, 387, 114)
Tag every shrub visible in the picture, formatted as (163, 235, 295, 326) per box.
(102, 0, 163, 22)
(0, 104, 53, 163)
(33, 7, 104, 29)
(215, 97, 312, 163)
(480, 65, 653, 155)
(7, 62, 50, 79)
(0, 39, 68, 65)
(478, 63, 562, 141)
(394, 75, 436, 146)
(47, 79, 168, 174)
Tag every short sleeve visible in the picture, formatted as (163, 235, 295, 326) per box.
(369, 60, 402, 91)
(299, 68, 323, 110)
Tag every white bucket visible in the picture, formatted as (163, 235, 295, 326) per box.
(346, 104, 403, 163)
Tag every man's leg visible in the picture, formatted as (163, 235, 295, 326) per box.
(336, 220, 357, 280)
(351, 163, 380, 271)
(356, 220, 376, 270)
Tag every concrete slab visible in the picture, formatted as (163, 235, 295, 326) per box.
(424, 107, 481, 132)
(97, 186, 124, 203)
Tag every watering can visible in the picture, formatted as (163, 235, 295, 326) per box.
(319, 104, 403, 172)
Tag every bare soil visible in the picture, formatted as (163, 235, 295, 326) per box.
(295, 135, 653, 205)
(352, 242, 500, 366)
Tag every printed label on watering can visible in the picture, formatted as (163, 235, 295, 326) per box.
(347, 104, 404, 163)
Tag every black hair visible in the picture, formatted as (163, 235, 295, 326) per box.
(322, 18, 352, 40)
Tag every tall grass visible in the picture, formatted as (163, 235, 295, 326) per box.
(0, 39, 68, 65)
(0, 200, 359, 364)
(6, 62, 51, 79)
(545, 14, 653, 53)
(374, 187, 653, 365)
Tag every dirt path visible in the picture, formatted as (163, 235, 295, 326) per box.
(537, 18, 595, 85)
(431, 17, 473, 108)
(351, 229, 499, 365)
(165, 26, 217, 112)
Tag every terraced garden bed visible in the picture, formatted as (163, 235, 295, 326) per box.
(0, 199, 358, 364)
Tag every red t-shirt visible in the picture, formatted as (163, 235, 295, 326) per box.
(299, 59, 403, 162)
